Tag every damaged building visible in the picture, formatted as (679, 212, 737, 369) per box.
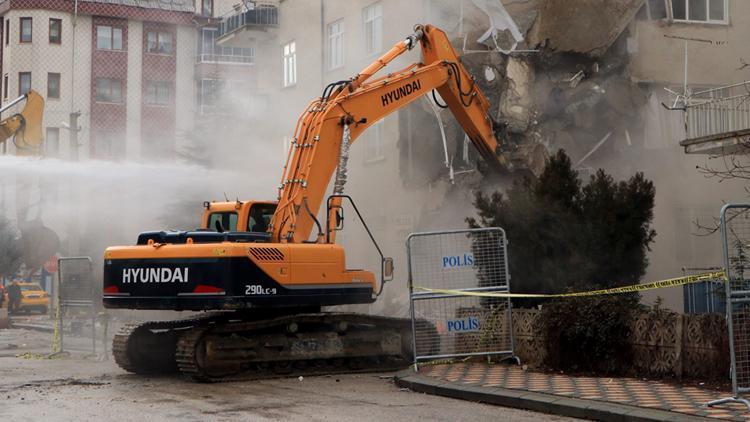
(249, 0, 747, 313)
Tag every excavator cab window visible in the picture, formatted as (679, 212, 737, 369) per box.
(248, 203, 276, 233)
(208, 212, 238, 233)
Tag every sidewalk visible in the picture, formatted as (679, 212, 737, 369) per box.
(395, 362, 748, 421)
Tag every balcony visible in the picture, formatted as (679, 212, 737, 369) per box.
(679, 82, 750, 155)
(217, 2, 278, 47)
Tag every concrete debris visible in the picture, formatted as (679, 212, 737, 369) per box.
(471, 0, 524, 54)
(400, 0, 648, 184)
(499, 57, 535, 134)
(527, 0, 645, 57)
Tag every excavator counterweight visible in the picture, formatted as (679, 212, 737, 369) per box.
(104, 25, 532, 381)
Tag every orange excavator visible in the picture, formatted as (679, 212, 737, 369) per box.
(104, 25, 534, 381)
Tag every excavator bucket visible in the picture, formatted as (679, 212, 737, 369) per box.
(0, 90, 45, 156)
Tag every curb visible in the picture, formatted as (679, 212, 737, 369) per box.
(394, 371, 711, 422)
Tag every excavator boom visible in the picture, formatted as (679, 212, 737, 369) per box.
(271, 25, 508, 244)
(0, 90, 45, 155)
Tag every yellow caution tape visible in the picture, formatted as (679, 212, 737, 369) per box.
(415, 270, 726, 298)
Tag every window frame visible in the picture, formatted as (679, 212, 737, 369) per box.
(144, 80, 173, 106)
(18, 72, 31, 96)
(146, 30, 173, 55)
(327, 19, 345, 70)
(202, 0, 213, 17)
(362, 2, 383, 56)
(96, 25, 123, 51)
(45, 127, 60, 157)
(282, 40, 297, 88)
(363, 119, 385, 163)
(19, 17, 32, 43)
(47, 72, 60, 99)
(673, 0, 728, 23)
(49, 18, 61, 44)
(94, 77, 123, 104)
(648, 0, 729, 24)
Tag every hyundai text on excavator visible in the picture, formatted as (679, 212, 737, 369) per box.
(104, 25, 535, 381)
(0, 90, 45, 155)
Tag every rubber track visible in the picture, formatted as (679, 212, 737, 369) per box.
(175, 313, 413, 382)
(112, 312, 231, 375)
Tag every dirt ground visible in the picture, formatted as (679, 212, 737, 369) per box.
(0, 327, 579, 421)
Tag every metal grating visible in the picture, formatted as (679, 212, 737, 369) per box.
(407, 228, 516, 366)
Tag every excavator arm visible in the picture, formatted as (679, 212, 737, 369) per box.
(0, 90, 45, 156)
(271, 25, 511, 244)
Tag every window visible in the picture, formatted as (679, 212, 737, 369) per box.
(146, 31, 172, 55)
(95, 78, 122, 103)
(327, 20, 344, 70)
(364, 120, 385, 163)
(363, 2, 383, 55)
(18, 72, 31, 96)
(283, 41, 296, 87)
(96, 25, 123, 50)
(49, 18, 61, 44)
(208, 212, 237, 232)
(202, 0, 213, 17)
(45, 127, 59, 157)
(3, 74, 7, 99)
(646, 0, 727, 23)
(5, 20, 9, 46)
(19, 17, 31, 43)
(247, 203, 276, 233)
(47, 73, 60, 99)
(144, 81, 172, 105)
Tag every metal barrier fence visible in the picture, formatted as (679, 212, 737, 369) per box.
(710, 204, 750, 410)
(53, 256, 107, 359)
(682, 266, 725, 315)
(407, 228, 516, 368)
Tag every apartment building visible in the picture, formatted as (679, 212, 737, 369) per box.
(0, 0, 200, 160)
(623, 0, 748, 310)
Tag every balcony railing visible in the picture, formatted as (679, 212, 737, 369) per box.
(196, 54, 254, 65)
(684, 82, 750, 140)
(218, 5, 278, 38)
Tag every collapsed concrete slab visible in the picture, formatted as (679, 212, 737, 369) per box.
(527, 0, 645, 57)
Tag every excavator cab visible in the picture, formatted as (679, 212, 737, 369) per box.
(201, 200, 277, 233)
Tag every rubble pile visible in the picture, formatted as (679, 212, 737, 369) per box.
(402, 0, 649, 185)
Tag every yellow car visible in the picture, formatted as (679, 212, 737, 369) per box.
(17, 283, 49, 314)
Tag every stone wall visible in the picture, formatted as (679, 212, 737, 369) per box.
(511, 308, 729, 379)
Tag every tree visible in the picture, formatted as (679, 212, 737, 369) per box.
(468, 149, 656, 295)
(467, 150, 657, 373)
(0, 216, 22, 280)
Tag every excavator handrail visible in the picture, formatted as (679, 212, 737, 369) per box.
(326, 194, 392, 296)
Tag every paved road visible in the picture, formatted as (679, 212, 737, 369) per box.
(0, 327, 580, 421)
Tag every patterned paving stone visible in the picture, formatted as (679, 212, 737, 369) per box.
(418, 363, 749, 421)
